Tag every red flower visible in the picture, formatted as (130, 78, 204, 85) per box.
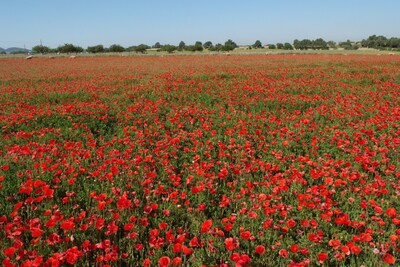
(286, 219, 296, 228)
(386, 208, 397, 218)
(3, 247, 15, 257)
(255, 245, 265, 255)
(328, 239, 341, 249)
(182, 246, 193, 255)
(290, 244, 299, 253)
(224, 238, 237, 251)
(201, 219, 212, 233)
(279, 249, 289, 258)
(383, 253, 396, 264)
(172, 257, 182, 266)
(240, 230, 251, 240)
(318, 252, 328, 264)
(60, 219, 75, 231)
(158, 256, 171, 267)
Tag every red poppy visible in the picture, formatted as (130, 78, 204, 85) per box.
(158, 256, 171, 267)
(386, 208, 396, 217)
(279, 249, 289, 258)
(318, 252, 328, 264)
(201, 219, 212, 233)
(240, 230, 251, 240)
(255, 245, 265, 255)
(383, 253, 396, 264)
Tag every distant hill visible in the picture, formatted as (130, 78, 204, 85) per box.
(3, 47, 30, 54)
(0, 47, 5, 53)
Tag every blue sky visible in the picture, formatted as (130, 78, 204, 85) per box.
(1, 0, 399, 49)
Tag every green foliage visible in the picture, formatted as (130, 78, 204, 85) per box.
(153, 42, 161, 49)
(186, 41, 203, 52)
(276, 43, 284, 49)
(339, 40, 359, 50)
(252, 40, 263, 49)
(293, 38, 328, 50)
(283, 42, 293, 50)
(160, 44, 177, 53)
(223, 39, 238, 51)
(361, 35, 400, 50)
(108, 44, 125, 53)
(32, 45, 51, 54)
(203, 41, 213, 49)
(178, 41, 186, 51)
(57, 43, 84, 54)
(268, 44, 276, 49)
(87, 44, 105, 53)
(134, 44, 150, 53)
(327, 41, 337, 49)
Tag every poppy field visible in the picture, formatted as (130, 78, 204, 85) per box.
(0, 54, 400, 266)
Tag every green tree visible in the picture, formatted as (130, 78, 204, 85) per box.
(134, 44, 149, 53)
(293, 39, 300, 50)
(327, 41, 337, 49)
(87, 45, 105, 53)
(178, 41, 186, 51)
(203, 41, 213, 49)
(32, 45, 51, 54)
(388, 37, 400, 49)
(339, 40, 359, 50)
(312, 38, 328, 50)
(252, 40, 263, 49)
(108, 44, 125, 52)
(57, 43, 83, 54)
(153, 42, 161, 49)
(276, 43, 284, 49)
(194, 41, 203, 51)
(283, 43, 293, 50)
(160, 44, 177, 53)
(209, 43, 224, 51)
(223, 39, 237, 51)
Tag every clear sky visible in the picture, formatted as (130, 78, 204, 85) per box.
(1, 0, 399, 49)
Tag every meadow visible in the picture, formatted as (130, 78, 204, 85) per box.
(0, 54, 399, 266)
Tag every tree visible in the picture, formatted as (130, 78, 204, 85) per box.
(283, 43, 293, 50)
(178, 41, 186, 51)
(268, 44, 276, 49)
(312, 38, 328, 50)
(32, 45, 51, 54)
(276, 43, 284, 49)
(252, 40, 262, 49)
(134, 44, 149, 53)
(388, 37, 400, 49)
(160, 44, 176, 53)
(57, 43, 83, 54)
(293, 39, 300, 50)
(209, 43, 224, 51)
(87, 45, 105, 53)
(108, 44, 125, 52)
(203, 41, 213, 49)
(194, 41, 203, 51)
(153, 42, 161, 49)
(223, 39, 237, 51)
(339, 40, 359, 50)
(327, 41, 337, 49)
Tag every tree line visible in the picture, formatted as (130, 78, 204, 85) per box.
(31, 40, 240, 54)
(29, 35, 400, 55)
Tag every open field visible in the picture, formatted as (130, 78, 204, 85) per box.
(0, 55, 399, 266)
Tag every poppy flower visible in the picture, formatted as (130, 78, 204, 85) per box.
(255, 245, 266, 255)
(158, 256, 171, 267)
(201, 219, 212, 233)
(382, 253, 396, 264)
